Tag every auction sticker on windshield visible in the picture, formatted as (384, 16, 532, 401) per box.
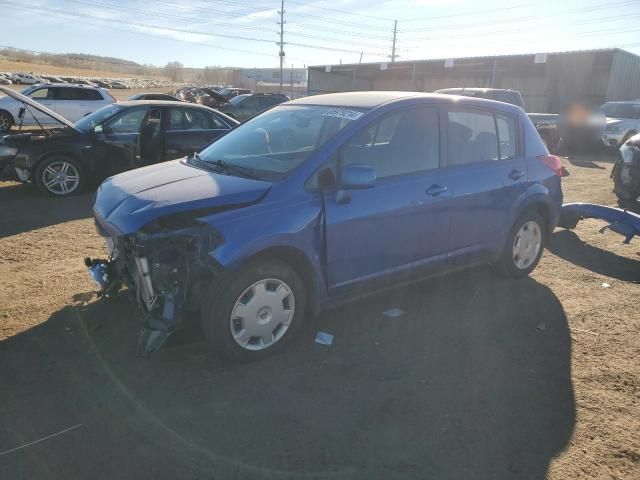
(323, 108, 364, 121)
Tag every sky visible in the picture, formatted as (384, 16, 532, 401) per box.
(1, 0, 639, 69)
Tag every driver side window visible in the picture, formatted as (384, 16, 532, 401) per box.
(107, 108, 147, 134)
(341, 107, 439, 179)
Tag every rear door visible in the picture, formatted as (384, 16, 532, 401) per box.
(163, 107, 231, 160)
(74, 88, 108, 118)
(324, 106, 450, 294)
(51, 87, 85, 122)
(438, 106, 527, 259)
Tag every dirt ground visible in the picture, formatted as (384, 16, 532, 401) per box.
(0, 152, 638, 479)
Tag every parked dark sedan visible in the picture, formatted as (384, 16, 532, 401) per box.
(0, 87, 238, 196)
(218, 93, 290, 122)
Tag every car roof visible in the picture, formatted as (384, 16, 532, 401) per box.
(30, 82, 102, 89)
(288, 91, 523, 112)
(436, 87, 518, 94)
(116, 100, 201, 107)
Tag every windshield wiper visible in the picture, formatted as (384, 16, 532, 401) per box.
(209, 159, 260, 180)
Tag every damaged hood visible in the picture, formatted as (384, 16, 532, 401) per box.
(94, 159, 271, 236)
(0, 85, 80, 132)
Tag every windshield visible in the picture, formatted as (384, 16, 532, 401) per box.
(74, 104, 123, 132)
(602, 103, 640, 119)
(196, 104, 366, 180)
(228, 94, 249, 106)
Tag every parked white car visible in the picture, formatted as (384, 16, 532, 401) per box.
(11, 73, 40, 85)
(601, 101, 640, 147)
(0, 84, 116, 132)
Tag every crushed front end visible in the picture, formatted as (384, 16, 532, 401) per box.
(612, 134, 640, 202)
(86, 218, 224, 355)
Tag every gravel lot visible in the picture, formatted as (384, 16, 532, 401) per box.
(0, 151, 638, 479)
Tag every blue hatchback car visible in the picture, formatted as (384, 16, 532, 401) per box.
(88, 91, 563, 361)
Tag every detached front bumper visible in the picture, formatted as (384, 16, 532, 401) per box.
(87, 219, 224, 355)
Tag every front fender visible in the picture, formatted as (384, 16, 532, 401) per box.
(207, 198, 328, 305)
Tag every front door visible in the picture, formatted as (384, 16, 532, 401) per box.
(92, 106, 149, 179)
(324, 106, 450, 295)
(24, 87, 57, 125)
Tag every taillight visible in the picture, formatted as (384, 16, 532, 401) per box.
(538, 154, 563, 177)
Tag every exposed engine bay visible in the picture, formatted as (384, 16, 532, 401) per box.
(85, 222, 224, 355)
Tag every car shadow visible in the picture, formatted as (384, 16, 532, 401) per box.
(548, 230, 640, 282)
(567, 158, 606, 169)
(0, 182, 93, 238)
(0, 269, 575, 479)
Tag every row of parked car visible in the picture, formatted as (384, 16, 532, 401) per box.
(0, 71, 175, 89)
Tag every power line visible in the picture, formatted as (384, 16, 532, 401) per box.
(400, 3, 533, 22)
(0, 4, 301, 63)
(399, 13, 640, 45)
(400, 1, 640, 36)
(399, 26, 640, 53)
(61, 0, 275, 31)
(1, 0, 388, 58)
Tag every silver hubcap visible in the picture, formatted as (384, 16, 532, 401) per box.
(512, 221, 542, 269)
(230, 278, 295, 351)
(42, 161, 80, 195)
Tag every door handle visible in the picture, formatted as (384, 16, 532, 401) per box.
(426, 184, 448, 196)
(508, 170, 525, 180)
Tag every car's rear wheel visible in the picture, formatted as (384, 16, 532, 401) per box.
(495, 210, 546, 278)
(201, 259, 306, 362)
(0, 110, 14, 133)
(34, 156, 85, 196)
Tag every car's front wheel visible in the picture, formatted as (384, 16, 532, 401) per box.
(0, 110, 14, 133)
(495, 210, 546, 278)
(201, 259, 306, 362)
(34, 156, 85, 196)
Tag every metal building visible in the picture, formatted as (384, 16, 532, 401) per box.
(308, 48, 640, 113)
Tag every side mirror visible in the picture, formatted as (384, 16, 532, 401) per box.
(94, 125, 103, 134)
(341, 164, 376, 190)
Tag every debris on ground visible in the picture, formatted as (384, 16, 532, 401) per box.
(315, 331, 334, 346)
(602, 282, 611, 288)
(382, 308, 406, 318)
(536, 322, 547, 332)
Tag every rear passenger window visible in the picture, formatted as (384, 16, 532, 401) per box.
(76, 89, 103, 101)
(341, 107, 439, 178)
(496, 114, 517, 159)
(446, 110, 498, 165)
(52, 88, 77, 100)
(168, 108, 225, 130)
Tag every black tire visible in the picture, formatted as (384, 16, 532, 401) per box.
(34, 155, 86, 196)
(495, 210, 547, 278)
(200, 259, 307, 362)
(0, 110, 14, 133)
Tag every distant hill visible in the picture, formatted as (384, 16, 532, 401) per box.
(0, 47, 160, 77)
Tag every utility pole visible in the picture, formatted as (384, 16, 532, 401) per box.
(278, 0, 285, 93)
(391, 20, 398, 63)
